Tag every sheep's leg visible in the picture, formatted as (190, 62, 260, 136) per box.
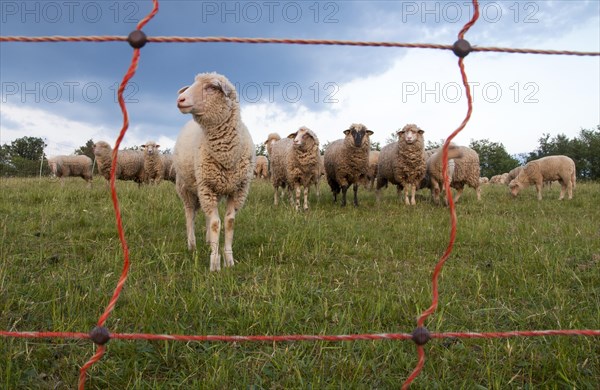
(294, 185, 301, 211)
(567, 179, 573, 199)
(223, 198, 236, 268)
(274, 185, 279, 206)
(303, 186, 309, 211)
(205, 207, 221, 271)
(340, 185, 349, 207)
(559, 180, 566, 200)
(535, 183, 543, 200)
(476, 186, 481, 201)
(353, 183, 359, 207)
(177, 187, 198, 251)
(410, 184, 416, 205)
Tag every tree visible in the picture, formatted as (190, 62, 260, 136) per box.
(469, 138, 519, 178)
(74, 139, 96, 161)
(10, 136, 46, 160)
(255, 143, 266, 156)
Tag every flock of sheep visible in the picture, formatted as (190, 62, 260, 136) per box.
(46, 72, 578, 271)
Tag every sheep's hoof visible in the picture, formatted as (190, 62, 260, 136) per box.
(224, 251, 235, 267)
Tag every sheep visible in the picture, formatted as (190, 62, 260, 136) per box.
(162, 154, 176, 183)
(48, 155, 93, 188)
(284, 126, 320, 211)
(92, 141, 145, 185)
(267, 135, 293, 206)
(362, 150, 380, 191)
(254, 155, 269, 179)
(490, 172, 509, 185)
(479, 177, 489, 185)
(376, 124, 426, 205)
(174, 72, 255, 271)
(141, 141, 164, 185)
(324, 123, 373, 207)
(508, 155, 576, 200)
(506, 166, 523, 185)
(311, 153, 325, 197)
(449, 145, 482, 202)
(423, 145, 463, 204)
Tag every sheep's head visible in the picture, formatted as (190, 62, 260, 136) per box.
(508, 179, 521, 197)
(343, 123, 373, 148)
(264, 133, 281, 146)
(93, 141, 111, 155)
(288, 126, 319, 151)
(397, 124, 424, 145)
(176, 72, 238, 126)
(141, 141, 160, 156)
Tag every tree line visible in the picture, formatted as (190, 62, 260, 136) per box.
(2, 126, 599, 180)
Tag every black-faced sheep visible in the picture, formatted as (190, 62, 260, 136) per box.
(92, 141, 145, 185)
(376, 124, 426, 205)
(48, 155, 94, 188)
(285, 126, 320, 211)
(324, 123, 373, 207)
(174, 72, 255, 271)
(509, 155, 576, 200)
(141, 141, 164, 185)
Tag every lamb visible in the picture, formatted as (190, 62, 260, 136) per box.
(311, 153, 325, 197)
(266, 134, 293, 206)
(174, 72, 255, 271)
(508, 155, 576, 200)
(450, 145, 482, 202)
(92, 140, 145, 185)
(47, 155, 93, 188)
(141, 141, 164, 184)
(284, 126, 320, 211)
(254, 155, 269, 179)
(324, 123, 373, 207)
(376, 124, 426, 205)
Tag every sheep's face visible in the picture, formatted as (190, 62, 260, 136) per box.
(93, 141, 111, 155)
(344, 124, 373, 148)
(397, 124, 424, 144)
(177, 72, 238, 125)
(508, 179, 521, 197)
(142, 142, 160, 156)
(288, 127, 318, 151)
(264, 133, 281, 146)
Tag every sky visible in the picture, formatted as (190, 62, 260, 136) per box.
(1, 0, 599, 158)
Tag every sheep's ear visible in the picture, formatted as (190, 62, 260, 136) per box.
(418, 129, 424, 134)
(343, 129, 351, 136)
(156, 144, 160, 148)
(210, 79, 234, 98)
(366, 130, 374, 136)
(177, 86, 189, 95)
(287, 132, 297, 139)
(141, 144, 146, 149)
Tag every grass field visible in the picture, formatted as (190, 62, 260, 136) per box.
(1, 176, 599, 389)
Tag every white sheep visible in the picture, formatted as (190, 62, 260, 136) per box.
(508, 155, 576, 200)
(254, 155, 269, 179)
(324, 123, 373, 207)
(284, 126, 320, 211)
(92, 141, 145, 185)
(265, 134, 293, 206)
(174, 72, 255, 271)
(450, 145, 481, 202)
(423, 146, 462, 205)
(141, 141, 164, 185)
(365, 150, 380, 191)
(376, 124, 426, 205)
(47, 155, 93, 188)
(161, 154, 176, 183)
(505, 166, 523, 185)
